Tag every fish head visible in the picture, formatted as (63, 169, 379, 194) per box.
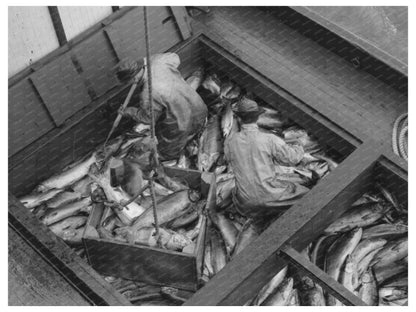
(343, 255, 355, 273)
(35, 184, 49, 193)
(361, 269, 375, 284)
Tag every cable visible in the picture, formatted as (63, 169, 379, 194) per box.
(143, 6, 161, 246)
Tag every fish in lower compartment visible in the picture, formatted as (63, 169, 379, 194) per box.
(36, 153, 97, 192)
(19, 188, 63, 209)
(40, 197, 92, 226)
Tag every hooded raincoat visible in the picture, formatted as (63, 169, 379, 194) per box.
(224, 124, 309, 217)
(127, 53, 207, 160)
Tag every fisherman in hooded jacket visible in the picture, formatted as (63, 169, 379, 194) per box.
(116, 53, 208, 161)
(224, 97, 310, 218)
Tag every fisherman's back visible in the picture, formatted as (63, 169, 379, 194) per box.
(225, 124, 308, 216)
(141, 53, 207, 160)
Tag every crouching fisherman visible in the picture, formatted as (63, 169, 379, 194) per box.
(224, 97, 310, 218)
(116, 53, 208, 161)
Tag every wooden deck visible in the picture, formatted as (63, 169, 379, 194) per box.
(9, 226, 90, 306)
(193, 6, 407, 150)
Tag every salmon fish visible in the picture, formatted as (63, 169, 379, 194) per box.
(213, 213, 238, 255)
(45, 191, 83, 209)
(186, 69, 204, 90)
(350, 238, 387, 266)
(40, 197, 92, 226)
(370, 237, 408, 270)
(373, 262, 407, 285)
(220, 81, 235, 99)
(261, 277, 294, 306)
(210, 228, 227, 275)
(198, 115, 223, 172)
(324, 203, 390, 234)
(340, 255, 359, 292)
(288, 289, 300, 306)
(19, 188, 63, 209)
(298, 276, 326, 306)
(357, 248, 383, 277)
(359, 269, 378, 306)
(133, 226, 192, 251)
(253, 266, 288, 305)
(233, 220, 260, 257)
(177, 151, 191, 169)
(379, 287, 407, 301)
(70, 176, 92, 196)
(325, 228, 362, 283)
(117, 190, 199, 243)
(216, 177, 235, 208)
(362, 223, 407, 240)
(167, 200, 205, 229)
(36, 153, 97, 192)
(60, 227, 85, 245)
(201, 74, 221, 95)
(257, 106, 288, 130)
(221, 102, 234, 138)
(49, 215, 88, 236)
(382, 276, 408, 288)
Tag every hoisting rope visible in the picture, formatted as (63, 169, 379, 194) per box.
(144, 6, 162, 247)
(392, 113, 408, 161)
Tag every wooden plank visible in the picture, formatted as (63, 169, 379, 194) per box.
(199, 36, 360, 156)
(8, 194, 132, 306)
(48, 6, 67, 46)
(184, 142, 382, 305)
(72, 30, 119, 98)
(279, 246, 367, 306)
(8, 226, 90, 306)
(8, 79, 55, 156)
(192, 9, 407, 149)
(290, 6, 407, 76)
(170, 6, 192, 40)
(30, 52, 91, 126)
(105, 6, 182, 61)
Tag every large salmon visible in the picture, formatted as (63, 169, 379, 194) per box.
(116, 190, 200, 243)
(40, 197, 91, 226)
(19, 188, 63, 209)
(253, 266, 288, 305)
(261, 277, 294, 306)
(197, 115, 223, 172)
(324, 203, 390, 234)
(36, 153, 97, 192)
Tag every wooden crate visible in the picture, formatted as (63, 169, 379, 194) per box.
(83, 168, 215, 291)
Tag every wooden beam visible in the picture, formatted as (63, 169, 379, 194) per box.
(170, 7, 192, 40)
(48, 6, 67, 46)
(279, 245, 367, 306)
(8, 194, 132, 306)
(184, 142, 382, 305)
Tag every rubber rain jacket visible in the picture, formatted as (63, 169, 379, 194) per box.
(127, 53, 207, 160)
(224, 124, 309, 217)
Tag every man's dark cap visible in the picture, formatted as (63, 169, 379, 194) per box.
(232, 97, 266, 118)
(115, 58, 145, 82)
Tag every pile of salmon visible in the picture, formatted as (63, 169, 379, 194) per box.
(16, 69, 406, 306)
(244, 187, 408, 306)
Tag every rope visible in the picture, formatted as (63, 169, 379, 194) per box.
(143, 6, 161, 247)
(392, 113, 408, 161)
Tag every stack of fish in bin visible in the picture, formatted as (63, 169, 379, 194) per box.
(246, 187, 408, 306)
(18, 68, 353, 305)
